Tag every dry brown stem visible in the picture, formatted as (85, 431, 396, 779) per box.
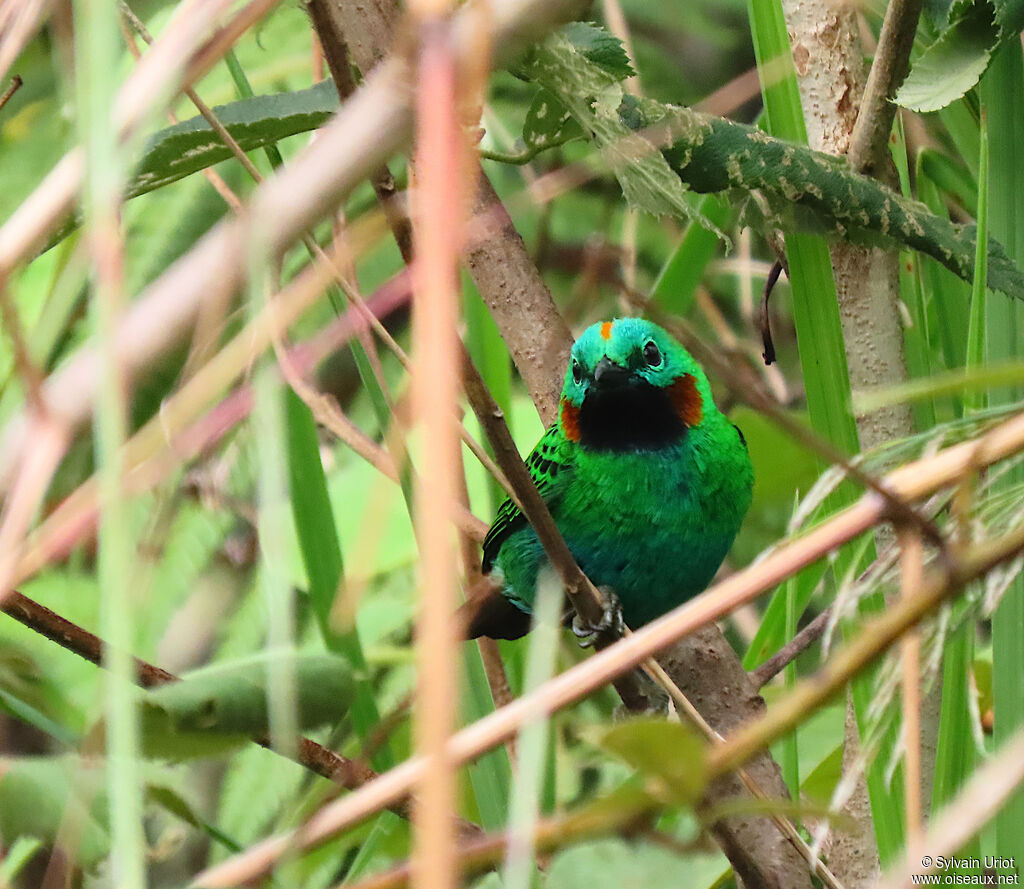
(872, 727, 1024, 889)
(190, 399, 1024, 888)
(408, 13, 470, 889)
(0, 0, 588, 491)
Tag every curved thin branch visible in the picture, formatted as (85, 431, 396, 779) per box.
(190, 407, 1024, 888)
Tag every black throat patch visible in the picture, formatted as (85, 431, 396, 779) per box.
(578, 380, 685, 452)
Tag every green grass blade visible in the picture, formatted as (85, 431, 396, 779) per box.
(459, 285, 515, 827)
(932, 621, 977, 825)
(746, 0, 905, 861)
(461, 649, 513, 830)
(0, 836, 44, 885)
(780, 572, 800, 798)
(223, 48, 287, 171)
(464, 275, 512, 514)
(892, 116, 937, 430)
(284, 388, 395, 770)
(649, 193, 731, 317)
(964, 108, 988, 415)
(978, 38, 1024, 867)
(78, 0, 146, 879)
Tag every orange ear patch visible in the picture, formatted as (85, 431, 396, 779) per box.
(669, 374, 703, 427)
(600, 321, 613, 340)
(560, 398, 581, 441)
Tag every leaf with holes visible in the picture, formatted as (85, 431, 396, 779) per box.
(523, 89, 585, 151)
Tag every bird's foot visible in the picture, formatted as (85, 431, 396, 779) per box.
(572, 587, 624, 649)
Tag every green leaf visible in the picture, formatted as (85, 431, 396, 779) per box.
(547, 838, 715, 889)
(138, 651, 354, 759)
(896, 14, 997, 112)
(0, 756, 110, 869)
(560, 22, 634, 80)
(599, 719, 707, 804)
(127, 80, 339, 200)
(657, 108, 1024, 296)
(519, 30, 719, 233)
(519, 25, 1024, 295)
(899, 0, 1024, 112)
(522, 89, 585, 151)
(0, 836, 44, 885)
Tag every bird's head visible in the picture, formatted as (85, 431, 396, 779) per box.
(558, 318, 709, 451)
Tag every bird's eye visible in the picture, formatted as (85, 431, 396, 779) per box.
(642, 340, 662, 367)
(571, 358, 584, 384)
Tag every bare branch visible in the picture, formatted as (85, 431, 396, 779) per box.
(750, 608, 832, 689)
(0, 0, 589, 489)
(847, 0, 925, 176)
(190, 405, 1024, 888)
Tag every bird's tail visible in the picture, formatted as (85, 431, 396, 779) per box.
(457, 588, 534, 641)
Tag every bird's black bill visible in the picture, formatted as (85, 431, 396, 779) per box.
(592, 356, 633, 389)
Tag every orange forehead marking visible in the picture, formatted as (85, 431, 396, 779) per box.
(600, 321, 613, 340)
(560, 398, 581, 442)
(669, 374, 704, 427)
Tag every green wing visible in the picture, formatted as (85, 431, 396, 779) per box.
(482, 424, 574, 573)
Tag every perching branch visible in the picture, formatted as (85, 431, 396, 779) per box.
(460, 345, 657, 713)
(459, 348, 606, 632)
(191, 411, 1024, 887)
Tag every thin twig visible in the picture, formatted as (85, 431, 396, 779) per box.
(125, 6, 507, 508)
(0, 74, 23, 113)
(635, 648, 843, 889)
(847, 0, 925, 175)
(707, 520, 1024, 778)
(750, 607, 832, 688)
(459, 346, 631, 652)
(759, 259, 782, 366)
(192, 476, 1024, 888)
(124, 8, 510, 504)
(0, 0, 282, 276)
(119, 3, 264, 189)
(0, 269, 47, 414)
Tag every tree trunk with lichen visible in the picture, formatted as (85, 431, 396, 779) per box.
(781, 1, 935, 885)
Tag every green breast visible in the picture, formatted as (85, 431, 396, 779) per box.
(496, 414, 752, 627)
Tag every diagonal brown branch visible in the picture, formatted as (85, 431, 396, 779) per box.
(847, 0, 925, 176)
(190, 420, 1024, 887)
(0, 589, 482, 833)
(0, 0, 589, 491)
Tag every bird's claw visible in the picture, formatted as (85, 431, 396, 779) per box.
(572, 588, 624, 648)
